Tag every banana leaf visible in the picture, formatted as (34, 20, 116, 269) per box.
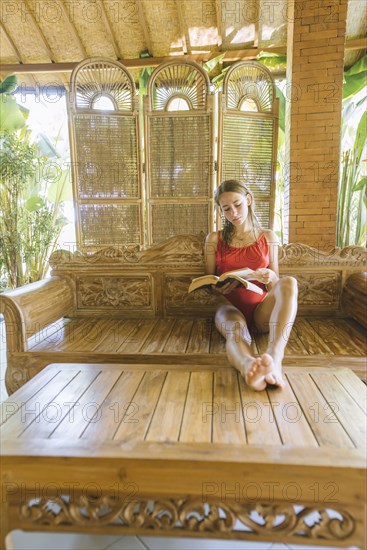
(345, 54, 367, 76)
(0, 75, 18, 94)
(0, 95, 27, 132)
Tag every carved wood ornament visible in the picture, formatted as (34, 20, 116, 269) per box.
(19, 496, 355, 541)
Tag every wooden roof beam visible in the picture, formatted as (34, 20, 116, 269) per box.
(0, 37, 364, 74)
(215, 0, 223, 49)
(97, 0, 122, 61)
(0, 21, 23, 63)
(253, 0, 260, 47)
(175, 0, 190, 55)
(137, 0, 153, 56)
(57, 0, 87, 58)
(22, 0, 56, 62)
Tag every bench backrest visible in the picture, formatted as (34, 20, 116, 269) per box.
(49, 235, 367, 318)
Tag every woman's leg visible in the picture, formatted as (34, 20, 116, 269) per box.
(253, 276, 298, 387)
(215, 303, 268, 391)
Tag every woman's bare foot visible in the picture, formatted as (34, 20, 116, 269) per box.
(260, 352, 286, 388)
(241, 356, 267, 391)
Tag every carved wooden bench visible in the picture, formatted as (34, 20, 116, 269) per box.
(0, 235, 366, 394)
(1, 362, 366, 549)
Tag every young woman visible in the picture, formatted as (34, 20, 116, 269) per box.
(205, 180, 298, 391)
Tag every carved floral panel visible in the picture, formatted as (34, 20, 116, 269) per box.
(295, 272, 341, 306)
(164, 275, 218, 311)
(77, 276, 153, 310)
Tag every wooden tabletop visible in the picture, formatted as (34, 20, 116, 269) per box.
(1, 362, 366, 523)
(1, 362, 366, 464)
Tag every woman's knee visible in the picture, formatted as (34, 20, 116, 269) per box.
(277, 276, 298, 298)
(215, 305, 248, 337)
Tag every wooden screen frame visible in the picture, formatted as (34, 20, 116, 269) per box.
(68, 58, 144, 250)
(217, 60, 279, 231)
(144, 60, 216, 245)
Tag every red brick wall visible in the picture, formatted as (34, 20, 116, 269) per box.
(284, 0, 348, 250)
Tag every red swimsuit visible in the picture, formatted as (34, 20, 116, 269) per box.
(215, 233, 269, 325)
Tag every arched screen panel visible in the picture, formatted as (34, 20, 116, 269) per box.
(145, 61, 215, 244)
(218, 61, 279, 230)
(68, 58, 143, 249)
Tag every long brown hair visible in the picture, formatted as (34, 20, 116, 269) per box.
(214, 180, 262, 245)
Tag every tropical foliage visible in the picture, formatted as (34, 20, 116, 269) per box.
(337, 54, 367, 248)
(0, 75, 70, 289)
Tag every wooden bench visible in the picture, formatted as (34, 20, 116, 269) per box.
(0, 235, 366, 394)
(1, 362, 366, 549)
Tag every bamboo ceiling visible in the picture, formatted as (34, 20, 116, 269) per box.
(0, 0, 366, 88)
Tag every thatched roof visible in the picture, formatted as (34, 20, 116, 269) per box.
(0, 0, 366, 88)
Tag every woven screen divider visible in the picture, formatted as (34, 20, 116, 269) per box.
(218, 61, 279, 230)
(145, 61, 215, 245)
(68, 58, 143, 249)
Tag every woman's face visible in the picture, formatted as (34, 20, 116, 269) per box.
(219, 191, 251, 227)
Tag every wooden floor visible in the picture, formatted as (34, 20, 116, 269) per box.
(29, 316, 366, 358)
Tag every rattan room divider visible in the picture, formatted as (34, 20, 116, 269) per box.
(68, 58, 143, 249)
(218, 61, 279, 229)
(144, 60, 215, 245)
(68, 58, 278, 249)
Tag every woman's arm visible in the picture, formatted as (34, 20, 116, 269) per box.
(204, 231, 219, 275)
(263, 229, 279, 290)
(204, 231, 238, 295)
(251, 230, 279, 290)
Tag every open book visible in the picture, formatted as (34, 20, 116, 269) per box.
(188, 268, 264, 295)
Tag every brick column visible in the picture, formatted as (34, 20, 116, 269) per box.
(284, 0, 348, 249)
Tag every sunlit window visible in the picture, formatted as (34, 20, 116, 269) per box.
(166, 97, 190, 111)
(240, 98, 258, 112)
(92, 95, 115, 111)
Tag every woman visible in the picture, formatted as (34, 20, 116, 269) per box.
(205, 180, 298, 391)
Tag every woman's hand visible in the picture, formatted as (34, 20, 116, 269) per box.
(252, 268, 278, 287)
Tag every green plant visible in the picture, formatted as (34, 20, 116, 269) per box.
(337, 111, 367, 248)
(336, 55, 367, 248)
(0, 76, 70, 289)
(0, 132, 70, 287)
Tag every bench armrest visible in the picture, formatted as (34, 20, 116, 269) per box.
(0, 276, 75, 352)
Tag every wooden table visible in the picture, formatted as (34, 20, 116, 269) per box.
(1, 362, 366, 549)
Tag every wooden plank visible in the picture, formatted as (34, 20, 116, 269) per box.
(73, 318, 126, 352)
(91, 320, 141, 353)
(27, 318, 73, 350)
(50, 369, 123, 439)
(0, 367, 82, 437)
(306, 318, 364, 356)
(179, 372, 213, 443)
(42, 319, 103, 352)
(295, 318, 335, 355)
(209, 320, 227, 354)
(334, 368, 367, 414)
(268, 375, 318, 447)
(113, 370, 167, 441)
(20, 369, 103, 439)
(145, 371, 191, 441)
(0, 365, 61, 424)
(186, 318, 212, 353)
(286, 372, 355, 449)
(311, 372, 367, 449)
(212, 369, 247, 444)
(64, 319, 116, 353)
(82, 370, 145, 440)
(139, 319, 176, 353)
(163, 318, 194, 353)
(328, 318, 366, 355)
(117, 320, 158, 352)
(238, 375, 282, 446)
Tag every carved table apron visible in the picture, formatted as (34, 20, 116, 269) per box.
(1, 362, 366, 548)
